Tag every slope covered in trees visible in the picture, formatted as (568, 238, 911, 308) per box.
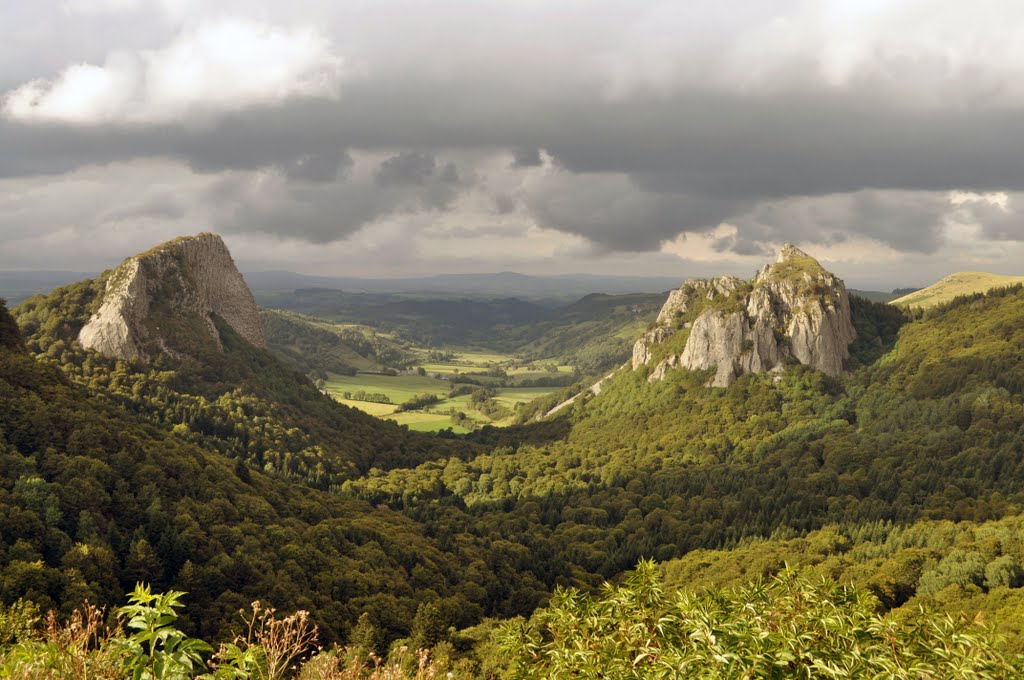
(6, 262, 1024, 673)
(344, 287, 1024, 646)
(504, 292, 663, 374)
(14, 276, 472, 483)
(0, 296, 589, 651)
(260, 308, 413, 376)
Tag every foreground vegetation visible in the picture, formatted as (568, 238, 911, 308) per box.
(0, 584, 458, 679)
(501, 561, 1022, 678)
(4, 565, 1021, 679)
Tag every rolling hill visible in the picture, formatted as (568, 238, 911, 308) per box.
(891, 271, 1024, 308)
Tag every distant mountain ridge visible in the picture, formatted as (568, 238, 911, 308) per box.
(1, 268, 900, 307)
(0, 270, 97, 306)
(245, 270, 682, 300)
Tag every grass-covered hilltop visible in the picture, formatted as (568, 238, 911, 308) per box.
(3, 234, 1024, 677)
(891, 271, 1024, 309)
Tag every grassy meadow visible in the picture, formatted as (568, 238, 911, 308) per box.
(322, 348, 574, 431)
(891, 271, 1024, 308)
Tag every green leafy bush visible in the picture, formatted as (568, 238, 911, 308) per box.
(500, 560, 1022, 678)
(119, 584, 211, 679)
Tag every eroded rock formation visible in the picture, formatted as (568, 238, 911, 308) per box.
(79, 233, 265, 361)
(633, 245, 856, 387)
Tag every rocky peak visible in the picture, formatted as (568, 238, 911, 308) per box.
(79, 233, 265, 361)
(632, 245, 856, 387)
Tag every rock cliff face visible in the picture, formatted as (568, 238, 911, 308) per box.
(79, 233, 265, 361)
(632, 245, 856, 387)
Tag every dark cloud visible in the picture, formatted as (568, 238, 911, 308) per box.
(284, 149, 352, 183)
(711, 233, 771, 257)
(511, 147, 543, 167)
(5, 89, 1024, 257)
(955, 198, 1024, 241)
(522, 170, 747, 251)
(375, 150, 437, 186)
(728, 191, 951, 255)
(5, 0, 1024, 270)
(493, 193, 517, 214)
(207, 152, 472, 243)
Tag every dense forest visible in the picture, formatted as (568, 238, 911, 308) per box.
(1, 294, 572, 652)
(4, 275, 1024, 675)
(260, 309, 415, 376)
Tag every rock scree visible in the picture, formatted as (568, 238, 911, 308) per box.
(79, 233, 265, 361)
(632, 244, 856, 387)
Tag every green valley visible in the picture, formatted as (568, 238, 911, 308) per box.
(8, 5, 1024, 677)
(4, 235, 1024, 678)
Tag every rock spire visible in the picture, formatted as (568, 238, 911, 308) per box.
(632, 244, 856, 387)
(79, 233, 265, 361)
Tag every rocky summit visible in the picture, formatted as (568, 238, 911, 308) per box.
(79, 233, 265, 361)
(632, 244, 856, 387)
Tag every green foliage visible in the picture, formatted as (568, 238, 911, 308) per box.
(395, 394, 442, 413)
(119, 584, 212, 679)
(0, 599, 39, 648)
(14, 280, 472, 484)
(0, 300, 23, 351)
(261, 309, 412, 374)
(985, 555, 1024, 589)
(846, 294, 906, 367)
(9, 257, 1024, 672)
(346, 285, 1024, 649)
(347, 612, 381, 656)
(1, 279, 575, 648)
(341, 390, 393, 404)
(918, 550, 988, 597)
(501, 560, 1022, 678)
(511, 293, 663, 375)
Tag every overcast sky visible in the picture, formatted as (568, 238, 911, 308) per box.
(2, 0, 1024, 289)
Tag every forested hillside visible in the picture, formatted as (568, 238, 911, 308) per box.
(14, 276, 470, 483)
(0, 298, 583, 651)
(5, 272, 1024, 675)
(505, 292, 662, 374)
(260, 308, 413, 376)
(345, 287, 1024, 644)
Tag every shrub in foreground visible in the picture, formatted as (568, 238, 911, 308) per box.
(499, 560, 1023, 679)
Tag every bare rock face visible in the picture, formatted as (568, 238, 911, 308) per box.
(631, 276, 742, 370)
(632, 245, 856, 387)
(79, 233, 265, 361)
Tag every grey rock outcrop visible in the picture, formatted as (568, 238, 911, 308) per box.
(79, 233, 265, 361)
(633, 245, 856, 387)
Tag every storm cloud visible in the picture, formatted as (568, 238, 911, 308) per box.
(3, 0, 1024, 284)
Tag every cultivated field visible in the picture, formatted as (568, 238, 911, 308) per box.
(323, 358, 566, 431)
